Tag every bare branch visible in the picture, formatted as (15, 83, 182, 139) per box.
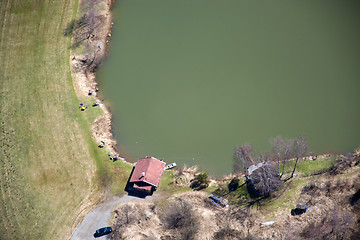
(233, 144, 254, 174)
(290, 135, 308, 178)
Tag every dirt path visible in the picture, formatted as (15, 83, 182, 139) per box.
(71, 195, 154, 240)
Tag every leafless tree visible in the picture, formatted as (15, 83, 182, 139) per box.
(69, 0, 103, 47)
(289, 135, 308, 179)
(85, 1, 96, 39)
(214, 206, 257, 239)
(256, 151, 272, 163)
(112, 204, 137, 239)
(270, 136, 284, 174)
(246, 162, 283, 197)
(233, 144, 254, 174)
(162, 199, 200, 239)
(269, 136, 294, 178)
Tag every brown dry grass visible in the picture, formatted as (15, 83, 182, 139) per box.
(110, 191, 256, 240)
(110, 163, 360, 240)
(249, 171, 360, 239)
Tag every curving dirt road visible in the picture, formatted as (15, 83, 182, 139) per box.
(71, 195, 152, 240)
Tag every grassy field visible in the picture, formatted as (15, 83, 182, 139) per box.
(0, 1, 130, 239)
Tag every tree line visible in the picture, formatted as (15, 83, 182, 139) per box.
(233, 135, 308, 196)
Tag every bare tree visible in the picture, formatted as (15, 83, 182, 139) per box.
(269, 136, 284, 175)
(246, 162, 283, 197)
(270, 136, 294, 178)
(233, 144, 254, 174)
(214, 206, 255, 239)
(69, 0, 103, 47)
(282, 139, 295, 178)
(256, 151, 272, 163)
(112, 204, 136, 239)
(85, 1, 96, 39)
(289, 135, 308, 179)
(162, 199, 200, 239)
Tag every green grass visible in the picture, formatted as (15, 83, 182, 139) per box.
(0, 1, 131, 239)
(211, 177, 253, 205)
(158, 171, 191, 196)
(209, 156, 338, 209)
(260, 178, 308, 220)
(277, 156, 337, 177)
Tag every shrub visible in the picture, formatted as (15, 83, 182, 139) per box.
(162, 200, 199, 240)
(301, 208, 355, 240)
(213, 226, 240, 240)
(228, 177, 240, 191)
(190, 172, 210, 190)
(328, 156, 353, 175)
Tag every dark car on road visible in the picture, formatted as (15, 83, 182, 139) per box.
(94, 226, 112, 238)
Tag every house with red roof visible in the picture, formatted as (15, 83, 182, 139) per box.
(128, 157, 166, 194)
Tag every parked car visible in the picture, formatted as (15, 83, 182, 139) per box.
(209, 194, 229, 207)
(94, 226, 112, 238)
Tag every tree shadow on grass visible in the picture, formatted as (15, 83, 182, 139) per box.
(63, 15, 89, 49)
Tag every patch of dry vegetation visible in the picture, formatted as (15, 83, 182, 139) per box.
(172, 165, 199, 187)
(110, 156, 360, 240)
(249, 172, 360, 239)
(110, 192, 259, 240)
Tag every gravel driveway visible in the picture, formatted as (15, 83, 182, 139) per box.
(71, 195, 150, 240)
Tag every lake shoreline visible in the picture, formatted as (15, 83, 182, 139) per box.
(69, 0, 349, 180)
(70, 0, 124, 160)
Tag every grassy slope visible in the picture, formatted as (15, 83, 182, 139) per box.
(0, 0, 130, 239)
(212, 156, 338, 206)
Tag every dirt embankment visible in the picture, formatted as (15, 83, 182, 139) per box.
(70, 0, 122, 158)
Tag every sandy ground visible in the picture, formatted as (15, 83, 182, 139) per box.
(71, 194, 155, 240)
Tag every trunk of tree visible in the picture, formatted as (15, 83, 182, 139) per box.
(277, 157, 280, 176)
(290, 157, 299, 178)
(280, 158, 286, 178)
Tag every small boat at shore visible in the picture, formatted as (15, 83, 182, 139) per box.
(164, 163, 176, 170)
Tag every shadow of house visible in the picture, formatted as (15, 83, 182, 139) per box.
(125, 157, 165, 197)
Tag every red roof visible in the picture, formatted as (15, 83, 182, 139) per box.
(133, 182, 152, 192)
(130, 157, 165, 188)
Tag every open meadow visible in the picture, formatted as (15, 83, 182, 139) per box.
(0, 0, 131, 239)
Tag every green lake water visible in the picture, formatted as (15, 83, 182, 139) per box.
(97, 0, 360, 177)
